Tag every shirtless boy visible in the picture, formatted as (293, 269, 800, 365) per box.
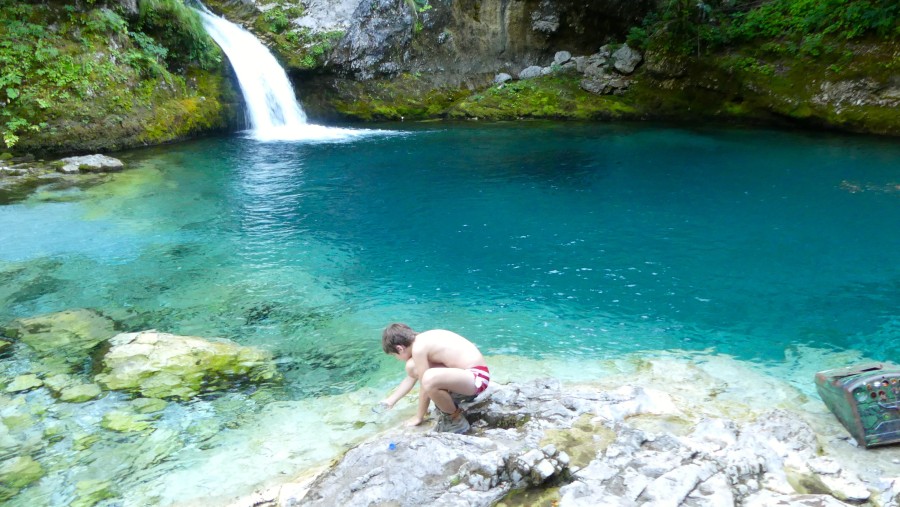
(379, 323, 490, 434)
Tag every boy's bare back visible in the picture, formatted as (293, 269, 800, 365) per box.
(412, 329, 486, 370)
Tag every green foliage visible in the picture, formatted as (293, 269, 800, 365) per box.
(639, 0, 900, 57)
(273, 28, 344, 69)
(137, 0, 219, 70)
(404, 0, 432, 21)
(262, 9, 290, 33)
(0, 0, 223, 149)
(727, 0, 900, 42)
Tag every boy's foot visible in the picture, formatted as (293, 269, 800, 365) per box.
(433, 412, 450, 432)
(441, 413, 470, 434)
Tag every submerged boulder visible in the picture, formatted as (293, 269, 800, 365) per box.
(94, 330, 278, 400)
(2, 309, 117, 374)
(0, 455, 44, 502)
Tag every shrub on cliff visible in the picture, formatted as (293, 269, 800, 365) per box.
(630, 0, 900, 56)
(0, 0, 230, 152)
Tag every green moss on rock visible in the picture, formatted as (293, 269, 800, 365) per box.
(94, 330, 279, 400)
(539, 414, 614, 469)
(59, 383, 102, 403)
(0, 455, 44, 501)
(4, 374, 43, 394)
(101, 410, 153, 433)
(327, 74, 472, 120)
(449, 75, 637, 120)
(3, 309, 117, 375)
(72, 479, 116, 507)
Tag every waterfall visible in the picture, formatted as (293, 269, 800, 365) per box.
(196, 6, 385, 142)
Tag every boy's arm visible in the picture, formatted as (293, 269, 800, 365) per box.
(411, 387, 430, 425)
(382, 375, 416, 408)
(409, 343, 431, 425)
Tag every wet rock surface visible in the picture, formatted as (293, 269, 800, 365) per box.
(246, 380, 900, 507)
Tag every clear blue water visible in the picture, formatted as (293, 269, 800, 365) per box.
(2, 122, 899, 504)
(3, 123, 898, 373)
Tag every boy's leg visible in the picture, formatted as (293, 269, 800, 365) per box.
(420, 368, 476, 415)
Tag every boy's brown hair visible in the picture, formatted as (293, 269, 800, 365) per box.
(382, 322, 417, 354)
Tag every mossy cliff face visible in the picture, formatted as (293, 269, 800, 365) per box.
(1, 1, 241, 156)
(629, 40, 900, 135)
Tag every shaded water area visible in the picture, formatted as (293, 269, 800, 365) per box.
(1, 122, 899, 505)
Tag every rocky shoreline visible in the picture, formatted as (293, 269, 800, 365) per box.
(0, 154, 127, 205)
(1, 308, 899, 505)
(232, 378, 900, 507)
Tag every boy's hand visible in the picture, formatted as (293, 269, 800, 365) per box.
(404, 416, 424, 427)
(372, 401, 391, 414)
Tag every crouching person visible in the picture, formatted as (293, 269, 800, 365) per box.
(380, 323, 490, 434)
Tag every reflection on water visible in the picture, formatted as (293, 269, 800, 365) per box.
(0, 123, 899, 505)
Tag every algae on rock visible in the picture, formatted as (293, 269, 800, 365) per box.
(94, 330, 279, 400)
(2, 309, 117, 375)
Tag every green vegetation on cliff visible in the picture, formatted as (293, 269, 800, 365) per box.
(616, 0, 900, 134)
(631, 0, 899, 56)
(0, 0, 237, 154)
(202, 0, 344, 70)
(449, 75, 636, 121)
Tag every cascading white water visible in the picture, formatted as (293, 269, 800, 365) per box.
(196, 6, 387, 142)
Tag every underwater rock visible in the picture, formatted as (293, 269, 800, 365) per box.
(0, 455, 44, 501)
(3, 309, 117, 374)
(94, 330, 278, 400)
(59, 383, 102, 403)
(4, 374, 43, 393)
(72, 479, 116, 507)
(130, 397, 167, 414)
(0, 339, 9, 353)
(101, 409, 153, 433)
(42, 373, 77, 395)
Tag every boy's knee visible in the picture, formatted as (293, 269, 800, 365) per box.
(420, 370, 439, 392)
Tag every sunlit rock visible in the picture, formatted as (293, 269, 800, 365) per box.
(271, 375, 890, 507)
(94, 330, 278, 400)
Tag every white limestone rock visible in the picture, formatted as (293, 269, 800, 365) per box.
(518, 65, 543, 80)
(494, 73, 512, 85)
(592, 385, 681, 422)
(58, 154, 124, 174)
(611, 43, 642, 74)
(554, 51, 572, 65)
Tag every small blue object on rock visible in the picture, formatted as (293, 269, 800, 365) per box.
(388, 442, 397, 451)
